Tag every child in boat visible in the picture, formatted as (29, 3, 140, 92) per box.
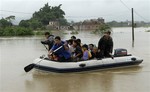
(82, 44, 92, 61)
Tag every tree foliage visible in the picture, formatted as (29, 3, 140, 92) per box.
(0, 27, 33, 36)
(19, 3, 67, 30)
(93, 24, 112, 34)
(0, 18, 12, 28)
(5, 15, 15, 22)
(32, 3, 65, 25)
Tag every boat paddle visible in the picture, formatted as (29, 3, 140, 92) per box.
(43, 44, 49, 51)
(24, 45, 63, 72)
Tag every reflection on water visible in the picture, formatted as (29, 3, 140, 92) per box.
(0, 27, 150, 92)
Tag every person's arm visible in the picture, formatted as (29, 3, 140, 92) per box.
(48, 44, 55, 54)
(63, 42, 69, 50)
(41, 40, 49, 45)
(108, 37, 113, 53)
(75, 47, 83, 58)
(98, 36, 104, 50)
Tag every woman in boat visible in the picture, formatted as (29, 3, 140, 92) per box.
(49, 36, 71, 62)
(72, 40, 83, 61)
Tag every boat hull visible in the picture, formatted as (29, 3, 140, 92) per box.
(32, 55, 143, 73)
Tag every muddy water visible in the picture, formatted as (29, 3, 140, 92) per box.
(0, 27, 150, 92)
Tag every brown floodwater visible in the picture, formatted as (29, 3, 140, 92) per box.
(0, 27, 150, 92)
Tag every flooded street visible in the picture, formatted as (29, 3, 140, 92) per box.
(0, 27, 150, 92)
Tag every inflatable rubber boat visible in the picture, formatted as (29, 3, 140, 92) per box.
(24, 48, 143, 73)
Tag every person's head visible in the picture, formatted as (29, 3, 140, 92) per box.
(73, 40, 79, 47)
(67, 39, 73, 45)
(45, 32, 50, 39)
(76, 39, 81, 44)
(71, 36, 76, 40)
(104, 31, 111, 36)
(88, 44, 94, 50)
(92, 47, 98, 53)
(106, 31, 111, 35)
(82, 44, 88, 51)
(54, 36, 61, 44)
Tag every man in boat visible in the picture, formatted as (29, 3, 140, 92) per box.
(41, 32, 54, 50)
(98, 31, 113, 58)
(49, 36, 72, 62)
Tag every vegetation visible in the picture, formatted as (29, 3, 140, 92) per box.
(0, 3, 68, 36)
(92, 24, 112, 34)
(70, 31, 78, 34)
(33, 30, 52, 35)
(145, 30, 150, 32)
(19, 3, 68, 30)
(0, 26, 33, 36)
(107, 21, 150, 27)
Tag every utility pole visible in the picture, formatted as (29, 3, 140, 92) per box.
(132, 8, 134, 43)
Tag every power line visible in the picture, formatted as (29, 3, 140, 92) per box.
(119, 0, 149, 22)
(0, 10, 32, 14)
(134, 10, 149, 22)
(119, 0, 130, 11)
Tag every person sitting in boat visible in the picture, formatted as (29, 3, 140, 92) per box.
(77, 38, 83, 47)
(90, 47, 103, 59)
(41, 32, 54, 50)
(72, 40, 83, 61)
(98, 31, 113, 58)
(49, 53, 59, 61)
(71, 36, 76, 40)
(67, 39, 75, 55)
(49, 36, 72, 62)
(82, 44, 92, 61)
(88, 44, 94, 52)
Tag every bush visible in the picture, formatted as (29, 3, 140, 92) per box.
(0, 27, 34, 36)
(92, 24, 112, 34)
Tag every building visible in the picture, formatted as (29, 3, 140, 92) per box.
(46, 20, 60, 30)
(73, 18, 105, 30)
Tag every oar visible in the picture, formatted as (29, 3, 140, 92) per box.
(24, 45, 63, 72)
(43, 44, 49, 51)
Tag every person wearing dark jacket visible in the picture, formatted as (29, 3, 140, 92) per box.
(98, 31, 113, 58)
(41, 32, 54, 50)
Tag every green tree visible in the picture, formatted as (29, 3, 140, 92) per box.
(32, 3, 66, 25)
(0, 18, 12, 28)
(93, 24, 112, 34)
(29, 19, 42, 30)
(19, 20, 30, 28)
(5, 15, 15, 23)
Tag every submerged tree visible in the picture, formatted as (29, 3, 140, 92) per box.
(93, 24, 112, 34)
